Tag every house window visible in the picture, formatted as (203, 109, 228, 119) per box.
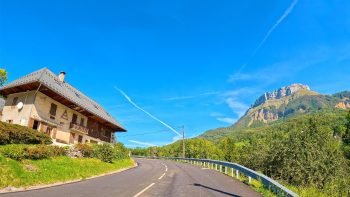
(101, 128, 109, 137)
(49, 103, 57, 119)
(11, 97, 19, 108)
(78, 135, 83, 143)
(12, 97, 19, 106)
(32, 120, 40, 130)
(45, 126, 53, 136)
(72, 114, 77, 124)
(80, 118, 85, 126)
(90, 140, 98, 144)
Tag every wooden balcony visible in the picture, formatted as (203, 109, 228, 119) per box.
(70, 122, 90, 134)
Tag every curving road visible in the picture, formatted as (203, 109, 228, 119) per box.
(0, 158, 261, 197)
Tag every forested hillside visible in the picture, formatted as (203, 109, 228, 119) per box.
(131, 110, 350, 196)
(131, 84, 350, 196)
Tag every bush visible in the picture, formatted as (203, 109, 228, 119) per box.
(0, 144, 28, 160)
(0, 121, 52, 145)
(0, 144, 66, 160)
(114, 143, 129, 160)
(49, 146, 66, 157)
(74, 144, 94, 158)
(27, 145, 51, 160)
(93, 144, 115, 163)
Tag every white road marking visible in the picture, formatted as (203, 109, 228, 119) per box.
(158, 173, 166, 180)
(133, 162, 167, 196)
(161, 163, 168, 172)
(133, 183, 155, 197)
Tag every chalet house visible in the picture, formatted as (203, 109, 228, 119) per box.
(0, 68, 126, 144)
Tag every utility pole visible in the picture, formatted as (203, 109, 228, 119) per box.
(182, 125, 185, 158)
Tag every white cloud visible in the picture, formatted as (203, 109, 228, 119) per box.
(129, 140, 156, 147)
(228, 73, 254, 82)
(164, 95, 196, 101)
(164, 91, 219, 101)
(210, 112, 224, 117)
(172, 135, 182, 142)
(216, 117, 237, 124)
(225, 97, 249, 117)
(210, 112, 238, 125)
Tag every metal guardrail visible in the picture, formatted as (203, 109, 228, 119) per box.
(134, 156, 298, 197)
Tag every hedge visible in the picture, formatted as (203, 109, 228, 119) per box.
(0, 121, 52, 145)
(0, 144, 65, 160)
(75, 143, 129, 162)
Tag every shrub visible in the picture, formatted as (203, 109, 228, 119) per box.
(0, 121, 52, 145)
(0, 144, 29, 160)
(114, 143, 129, 160)
(49, 146, 66, 157)
(0, 144, 66, 160)
(27, 145, 51, 160)
(93, 144, 115, 163)
(74, 144, 93, 158)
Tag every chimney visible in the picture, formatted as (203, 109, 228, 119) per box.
(58, 71, 66, 82)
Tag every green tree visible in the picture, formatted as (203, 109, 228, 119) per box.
(0, 69, 7, 86)
(342, 110, 350, 159)
(218, 137, 235, 161)
(265, 114, 347, 189)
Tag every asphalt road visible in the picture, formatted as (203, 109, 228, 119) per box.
(0, 158, 262, 197)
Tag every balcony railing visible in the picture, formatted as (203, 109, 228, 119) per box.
(70, 122, 90, 134)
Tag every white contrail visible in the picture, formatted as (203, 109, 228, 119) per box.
(115, 87, 182, 137)
(129, 140, 156, 147)
(237, 0, 299, 73)
(252, 0, 298, 55)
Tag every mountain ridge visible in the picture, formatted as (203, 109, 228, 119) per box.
(201, 84, 350, 140)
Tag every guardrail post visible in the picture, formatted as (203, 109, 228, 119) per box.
(215, 164, 217, 171)
(248, 176, 252, 183)
(236, 170, 239, 179)
(220, 165, 222, 173)
(211, 163, 213, 169)
(231, 168, 234, 177)
(225, 167, 227, 174)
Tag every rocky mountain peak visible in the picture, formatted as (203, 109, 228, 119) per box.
(252, 84, 310, 108)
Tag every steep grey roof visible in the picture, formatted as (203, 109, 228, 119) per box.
(0, 68, 125, 131)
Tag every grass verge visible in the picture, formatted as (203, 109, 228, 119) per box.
(0, 154, 134, 189)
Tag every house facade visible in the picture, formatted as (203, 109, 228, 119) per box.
(0, 68, 126, 144)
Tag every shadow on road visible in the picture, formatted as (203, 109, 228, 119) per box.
(193, 183, 242, 197)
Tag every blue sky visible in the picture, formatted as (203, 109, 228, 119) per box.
(1, 0, 350, 147)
